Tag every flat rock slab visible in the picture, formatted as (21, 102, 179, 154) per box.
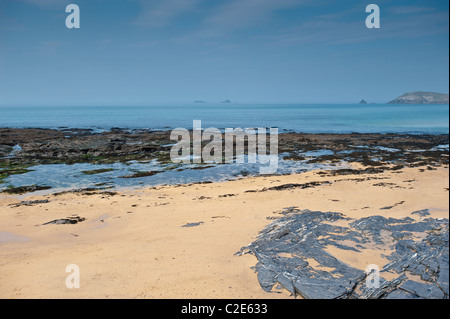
(237, 209, 449, 299)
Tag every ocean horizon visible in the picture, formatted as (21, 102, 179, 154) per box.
(1, 104, 449, 134)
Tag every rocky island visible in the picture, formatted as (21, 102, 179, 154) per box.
(388, 92, 449, 105)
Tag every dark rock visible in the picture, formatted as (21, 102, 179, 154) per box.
(42, 216, 86, 225)
(411, 209, 431, 217)
(398, 280, 445, 299)
(379, 201, 405, 210)
(53, 189, 118, 196)
(81, 168, 115, 175)
(238, 209, 449, 299)
(1, 129, 448, 172)
(120, 171, 162, 179)
(10, 200, 49, 207)
(359, 274, 407, 299)
(330, 168, 385, 176)
(182, 222, 204, 228)
(2, 185, 52, 194)
(266, 181, 330, 191)
(190, 166, 215, 170)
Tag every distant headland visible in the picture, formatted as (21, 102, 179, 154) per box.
(388, 92, 449, 105)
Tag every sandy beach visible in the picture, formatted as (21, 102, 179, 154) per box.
(0, 164, 448, 299)
(1, 0, 449, 302)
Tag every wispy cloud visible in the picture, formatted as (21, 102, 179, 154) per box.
(268, 10, 449, 46)
(388, 6, 436, 15)
(133, 0, 204, 28)
(172, 0, 311, 43)
(205, 0, 303, 30)
(19, 0, 72, 10)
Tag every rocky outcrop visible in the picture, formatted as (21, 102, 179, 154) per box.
(1, 129, 448, 168)
(237, 209, 449, 299)
(0, 128, 173, 164)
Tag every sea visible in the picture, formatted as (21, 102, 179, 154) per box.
(1, 104, 448, 194)
(0, 103, 449, 134)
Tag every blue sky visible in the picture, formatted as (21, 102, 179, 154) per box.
(0, 0, 448, 105)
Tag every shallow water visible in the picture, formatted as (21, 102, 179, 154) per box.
(0, 232, 29, 243)
(1, 153, 348, 195)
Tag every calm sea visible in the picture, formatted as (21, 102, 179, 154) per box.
(0, 104, 449, 134)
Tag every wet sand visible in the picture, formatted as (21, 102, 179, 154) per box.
(0, 164, 448, 299)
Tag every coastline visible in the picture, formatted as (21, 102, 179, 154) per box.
(0, 128, 449, 298)
(1, 0, 448, 301)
